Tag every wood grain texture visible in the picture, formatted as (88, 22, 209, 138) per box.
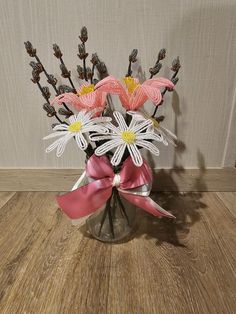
(216, 192, 236, 217)
(0, 0, 236, 168)
(0, 192, 15, 208)
(0, 192, 235, 313)
(0, 168, 235, 192)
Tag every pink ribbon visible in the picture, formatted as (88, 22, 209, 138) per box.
(57, 154, 175, 220)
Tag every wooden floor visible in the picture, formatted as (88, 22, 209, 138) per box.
(0, 192, 235, 314)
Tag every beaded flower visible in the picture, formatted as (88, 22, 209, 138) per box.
(90, 111, 165, 167)
(128, 111, 177, 146)
(44, 110, 110, 157)
(50, 76, 121, 112)
(112, 76, 175, 110)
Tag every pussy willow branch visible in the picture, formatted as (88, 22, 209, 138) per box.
(36, 82, 64, 124)
(52, 44, 76, 92)
(126, 49, 138, 77)
(60, 59, 76, 90)
(127, 60, 132, 77)
(91, 64, 96, 84)
(32, 55, 72, 113)
(151, 66, 180, 118)
(83, 44, 88, 81)
(25, 42, 94, 158)
(149, 48, 166, 79)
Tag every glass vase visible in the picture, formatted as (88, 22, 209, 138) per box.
(86, 189, 136, 243)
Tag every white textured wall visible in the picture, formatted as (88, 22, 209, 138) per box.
(0, 0, 235, 168)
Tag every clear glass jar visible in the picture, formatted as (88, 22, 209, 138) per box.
(86, 189, 136, 243)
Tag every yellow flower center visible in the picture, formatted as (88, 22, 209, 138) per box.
(123, 76, 140, 94)
(150, 117, 159, 129)
(68, 121, 82, 132)
(121, 130, 136, 144)
(78, 84, 95, 96)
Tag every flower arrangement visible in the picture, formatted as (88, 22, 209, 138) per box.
(25, 26, 180, 242)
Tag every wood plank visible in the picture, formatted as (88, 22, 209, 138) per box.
(216, 192, 236, 217)
(0, 192, 111, 313)
(0, 192, 235, 313)
(0, 168, 235, 192)
(0, 192, 15, 209)
(108, 192, 236, 314)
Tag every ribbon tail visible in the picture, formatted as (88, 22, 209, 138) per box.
(120, 193, 175, 219)
(57, 178, 112, 219)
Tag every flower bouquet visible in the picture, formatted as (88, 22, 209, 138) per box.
(25, 26, 180, 242)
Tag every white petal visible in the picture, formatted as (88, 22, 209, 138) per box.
(95, 139, 123, 156)
(155, 129, 176, 146)
(45, 137, 64, 153)
(56, 133, 74, 157)
(82, 124, 109, 134)
(127, 144, 143, 166)
(89, 116, 112, 124)
(52, 124, 68, 131)
(81, 110, 93, 123)
(69, 115, 78, 124)
(127, 111, 145, 121)
(43, 131, 68, 140)
(128, 115, 138, 129)
(159, 126, 178, 140)
(136, 132, 164, 142)
(89, 134, 115, 142)
(104, 122, 120, 134)
(113, 111, 128, 130)
(131, 119, 153, 133)
(162, 137, 169, 146)
(75, 133, 88, 150)
(111, 144, 126, 166)
(136, 140, 160, 156)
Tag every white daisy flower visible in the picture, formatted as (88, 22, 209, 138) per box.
(128, 111, 177, 146)
(90, 111, 164, 167)
(43, 110, 110, 157)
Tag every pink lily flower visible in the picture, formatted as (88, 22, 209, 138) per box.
(50, 76, 121, 112)
(114, 76, 175, 110)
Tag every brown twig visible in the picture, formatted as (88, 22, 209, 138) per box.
(90, 53, 100, 83)
(30, 64, 67, 124)
(78, 27, 89, 82)
(53, 43, 76, 92)
(24, 41, 72, 113)
(149, 48, 166, 79)
(126, 49, 138, 77)
(151, 56, 180, 118)
(25, 41, 94, 158)
(107, 196, 115, 239)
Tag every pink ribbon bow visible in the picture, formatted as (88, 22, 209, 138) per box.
(57, 154, 175, 220)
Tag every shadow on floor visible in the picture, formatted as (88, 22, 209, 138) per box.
(134, 190, 207, 247)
